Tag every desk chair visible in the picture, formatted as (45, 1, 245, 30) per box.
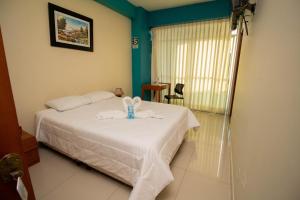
(164, 83, 184, 105)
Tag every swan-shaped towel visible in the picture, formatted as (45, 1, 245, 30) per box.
(122, 96, 142, 113)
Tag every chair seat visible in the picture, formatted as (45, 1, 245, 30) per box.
(164, 83, 184, 105)
(164, 94, 184, 100)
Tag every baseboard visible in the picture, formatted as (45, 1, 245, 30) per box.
(230, 141, 236, 200)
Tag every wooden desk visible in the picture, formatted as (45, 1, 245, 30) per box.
(141, 83, 171, 102)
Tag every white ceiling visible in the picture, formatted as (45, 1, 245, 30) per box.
(128, 0, 214, 11)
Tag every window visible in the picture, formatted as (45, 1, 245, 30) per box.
(152, 19, 233, 113)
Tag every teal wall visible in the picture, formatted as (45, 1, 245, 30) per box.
(131, 8, 151, 98)
(95, 0, 151, 98)
(95, 0, 231, 99)
(148, 0, 231, 27)
(95, 0, 136, 18)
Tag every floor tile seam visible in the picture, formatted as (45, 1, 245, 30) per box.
(183, 168, 231, 186)
(184, 149, 197, 169)
(172, 164, 187, 170)
(173, 147, 198, 200)
(174, 147, 196, 170)
(185, 147, 232, 184)
(39, 170, 79, 200)
(106, 185, 124, 200)
(173, 164, 189, 200)
(186, 148, 231, 183)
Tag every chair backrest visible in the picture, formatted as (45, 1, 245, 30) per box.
(174, 83, 184, 95)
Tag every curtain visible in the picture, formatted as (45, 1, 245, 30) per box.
(151, 19, 232, 114)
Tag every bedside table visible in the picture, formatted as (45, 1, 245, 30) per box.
(21, 130, 40, 166)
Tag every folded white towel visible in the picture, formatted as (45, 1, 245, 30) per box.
(96, 110, 127, 119)
(96, 110, 164, 120)
(135, 110, 164, 119)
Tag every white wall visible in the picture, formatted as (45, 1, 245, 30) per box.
(230, 1, 300, 200)
(0, 0, 132, 134)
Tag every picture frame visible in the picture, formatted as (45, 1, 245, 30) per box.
(48, 3, 93, 52)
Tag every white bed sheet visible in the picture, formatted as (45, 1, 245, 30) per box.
(35, 97, 199, 200)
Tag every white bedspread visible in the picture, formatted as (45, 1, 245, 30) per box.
(35, 97, 199, 200)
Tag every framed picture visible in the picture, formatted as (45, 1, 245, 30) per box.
(48, 3, 93, 52)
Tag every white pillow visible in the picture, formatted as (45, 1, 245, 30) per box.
(46, 96, 91, 111)
(83, 91, 115, 103)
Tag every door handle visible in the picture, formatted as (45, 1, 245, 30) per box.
(0, 153, 24, 183)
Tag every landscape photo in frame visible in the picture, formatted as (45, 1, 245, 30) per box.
(48, 3, 93, 52)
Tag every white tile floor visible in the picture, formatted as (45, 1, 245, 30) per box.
(29, 111, 231, 200)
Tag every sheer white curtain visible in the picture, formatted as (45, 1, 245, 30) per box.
(151, 19, 232, 113)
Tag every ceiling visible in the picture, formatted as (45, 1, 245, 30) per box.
(128, 0, 214, 11)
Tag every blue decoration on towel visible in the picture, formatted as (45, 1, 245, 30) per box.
(128, 105, 135, 119)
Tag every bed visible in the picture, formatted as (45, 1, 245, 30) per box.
(35, 95, 199, 200)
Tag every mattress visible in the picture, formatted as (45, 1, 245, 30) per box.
(35, 97, 199, 200)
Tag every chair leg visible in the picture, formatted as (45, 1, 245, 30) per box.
(164, 97, 169, 104)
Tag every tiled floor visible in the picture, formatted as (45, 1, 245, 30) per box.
(29, 111, 231, 200)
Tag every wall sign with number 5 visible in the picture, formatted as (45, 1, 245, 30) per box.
(132, 37, 139, 49)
